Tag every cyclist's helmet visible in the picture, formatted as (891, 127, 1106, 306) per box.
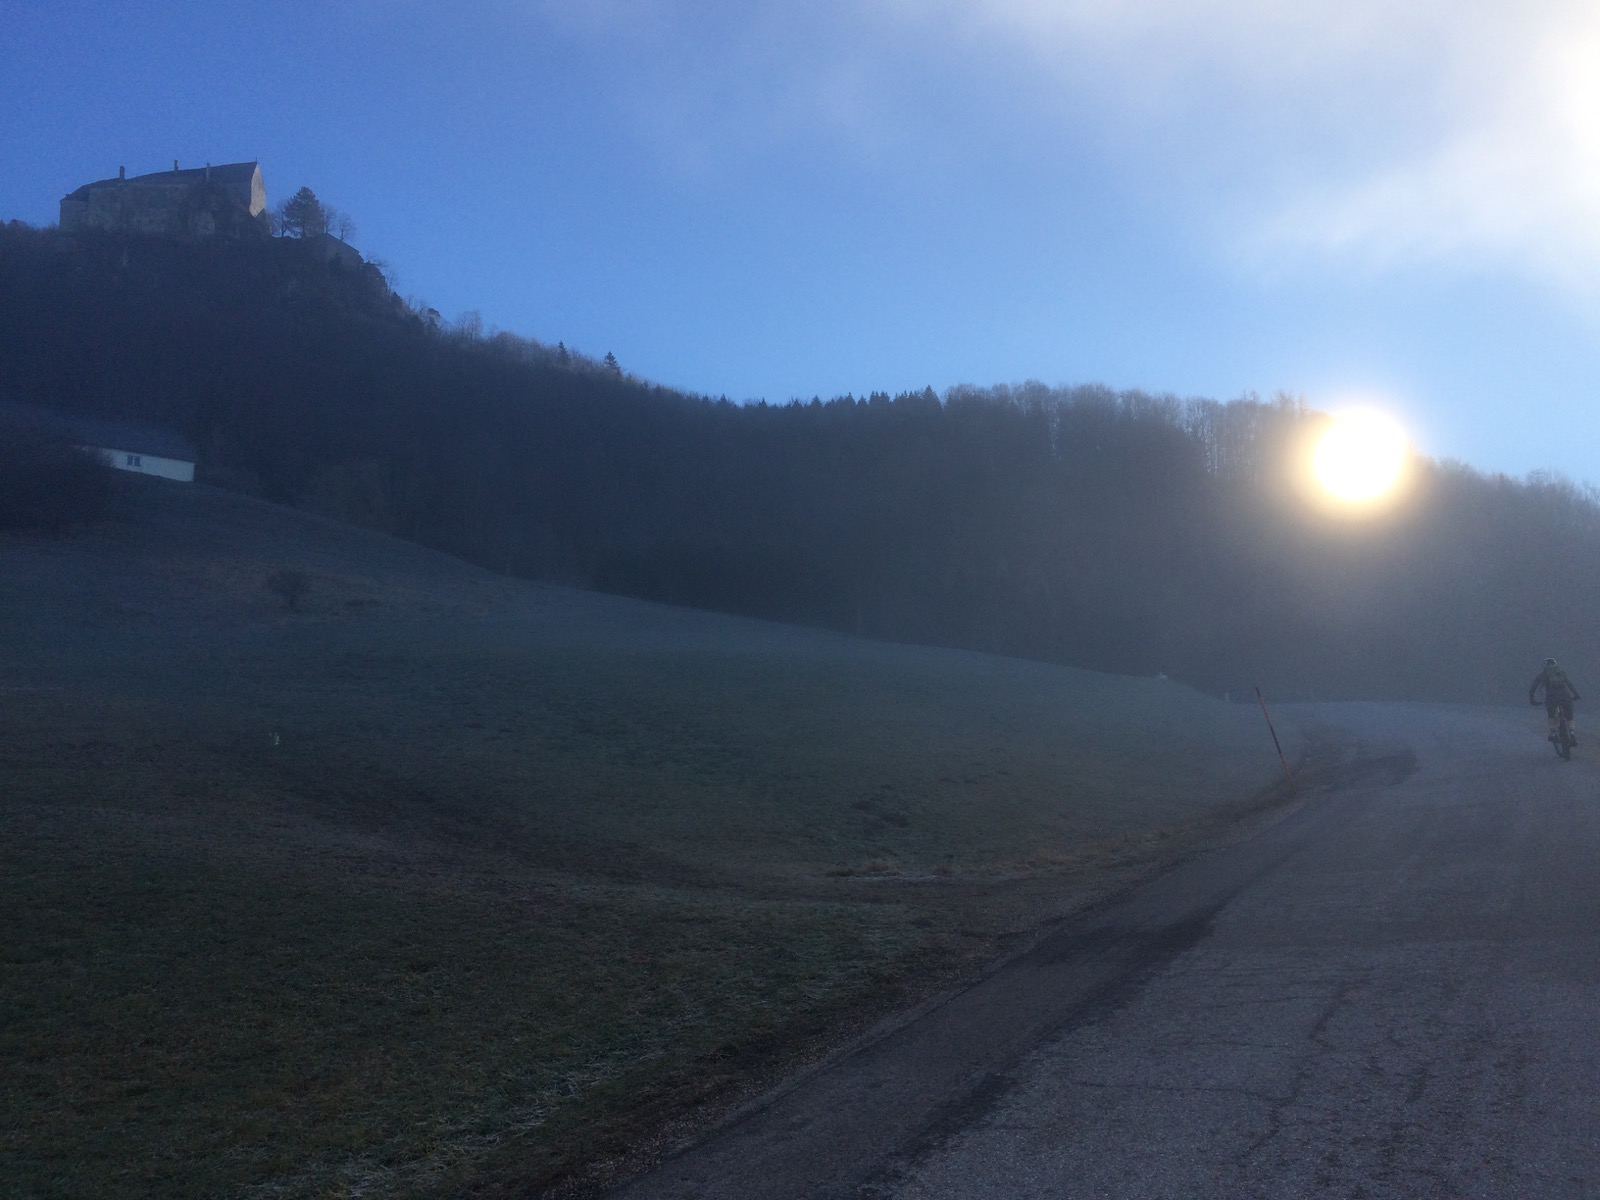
(1546, 657, 1559, 666)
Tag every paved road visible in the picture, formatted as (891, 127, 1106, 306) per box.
(608, 702, 1600, 1199)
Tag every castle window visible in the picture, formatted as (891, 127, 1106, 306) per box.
(126, 454, 142, 467)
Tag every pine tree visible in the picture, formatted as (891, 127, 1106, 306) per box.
(276, 187, 328, 239)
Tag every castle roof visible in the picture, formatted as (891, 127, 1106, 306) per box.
(63, 161, 260, 201)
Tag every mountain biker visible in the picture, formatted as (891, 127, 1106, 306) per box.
(1529, 657, 1580, 745)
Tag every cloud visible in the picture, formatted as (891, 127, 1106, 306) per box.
(892, 0, 1600, 293)
(1250, 5, 1600, 294)
(527, 1, 1600, 294)
(527, 1, 915, 174)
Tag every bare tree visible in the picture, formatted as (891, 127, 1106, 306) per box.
(327, 207, 356, 242)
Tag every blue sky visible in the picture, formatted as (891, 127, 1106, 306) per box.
(5, 1, 1599, 482)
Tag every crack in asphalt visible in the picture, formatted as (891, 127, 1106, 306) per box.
(1057, 1078, 1291, 1103)
(1234, 978, 1363, 1169)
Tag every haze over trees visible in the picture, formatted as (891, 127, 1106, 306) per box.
(1, 218, 1593, 703)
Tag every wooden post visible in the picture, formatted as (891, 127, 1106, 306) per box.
(1256, 686, 1295, 789)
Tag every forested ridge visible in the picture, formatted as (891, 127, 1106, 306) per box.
(3, 219, 1595, 703)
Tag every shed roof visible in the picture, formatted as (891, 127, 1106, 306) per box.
(0, 401, 197, 462)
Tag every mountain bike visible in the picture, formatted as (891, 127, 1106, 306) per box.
(1532, 698, 1576, 760)
(1554, 712, 1575, 760)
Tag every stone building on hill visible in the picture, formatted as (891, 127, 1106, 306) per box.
(59, 161, 267, 239)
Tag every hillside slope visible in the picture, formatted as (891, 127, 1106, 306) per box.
(2, 475, 1299, 1198)
(7, 222, 1597, 705)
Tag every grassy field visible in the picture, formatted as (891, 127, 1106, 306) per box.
(1, 478, 1301, 1198)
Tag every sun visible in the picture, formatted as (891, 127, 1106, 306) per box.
(1312, 409, 1409, 505)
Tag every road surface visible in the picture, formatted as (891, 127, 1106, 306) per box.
(607, 702, 1600, 1199)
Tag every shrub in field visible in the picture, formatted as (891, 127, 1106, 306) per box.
(264, 568, 311, 611)
(262, 569, 308, 614)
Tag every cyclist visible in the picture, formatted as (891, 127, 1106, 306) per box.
(1529, 657, 1581, 745)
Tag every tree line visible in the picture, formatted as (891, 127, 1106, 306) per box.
(1, 218, 1593, 703)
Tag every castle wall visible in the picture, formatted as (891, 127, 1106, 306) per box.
(67, 180, 192, 236)
(59, 165, 265, 238)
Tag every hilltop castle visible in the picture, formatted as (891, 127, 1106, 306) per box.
(59, 161, 267, 239)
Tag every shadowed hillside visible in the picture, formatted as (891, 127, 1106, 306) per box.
(1, 474, 1297, 1197)
(2, 219, 1596, 701)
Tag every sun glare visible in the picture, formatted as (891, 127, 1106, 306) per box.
(1312, 409, 1409, 506)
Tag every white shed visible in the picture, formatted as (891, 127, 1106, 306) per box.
(1, 403, 197, 482)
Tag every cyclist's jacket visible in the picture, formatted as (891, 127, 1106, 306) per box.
(1530, 665, 1580, 704)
